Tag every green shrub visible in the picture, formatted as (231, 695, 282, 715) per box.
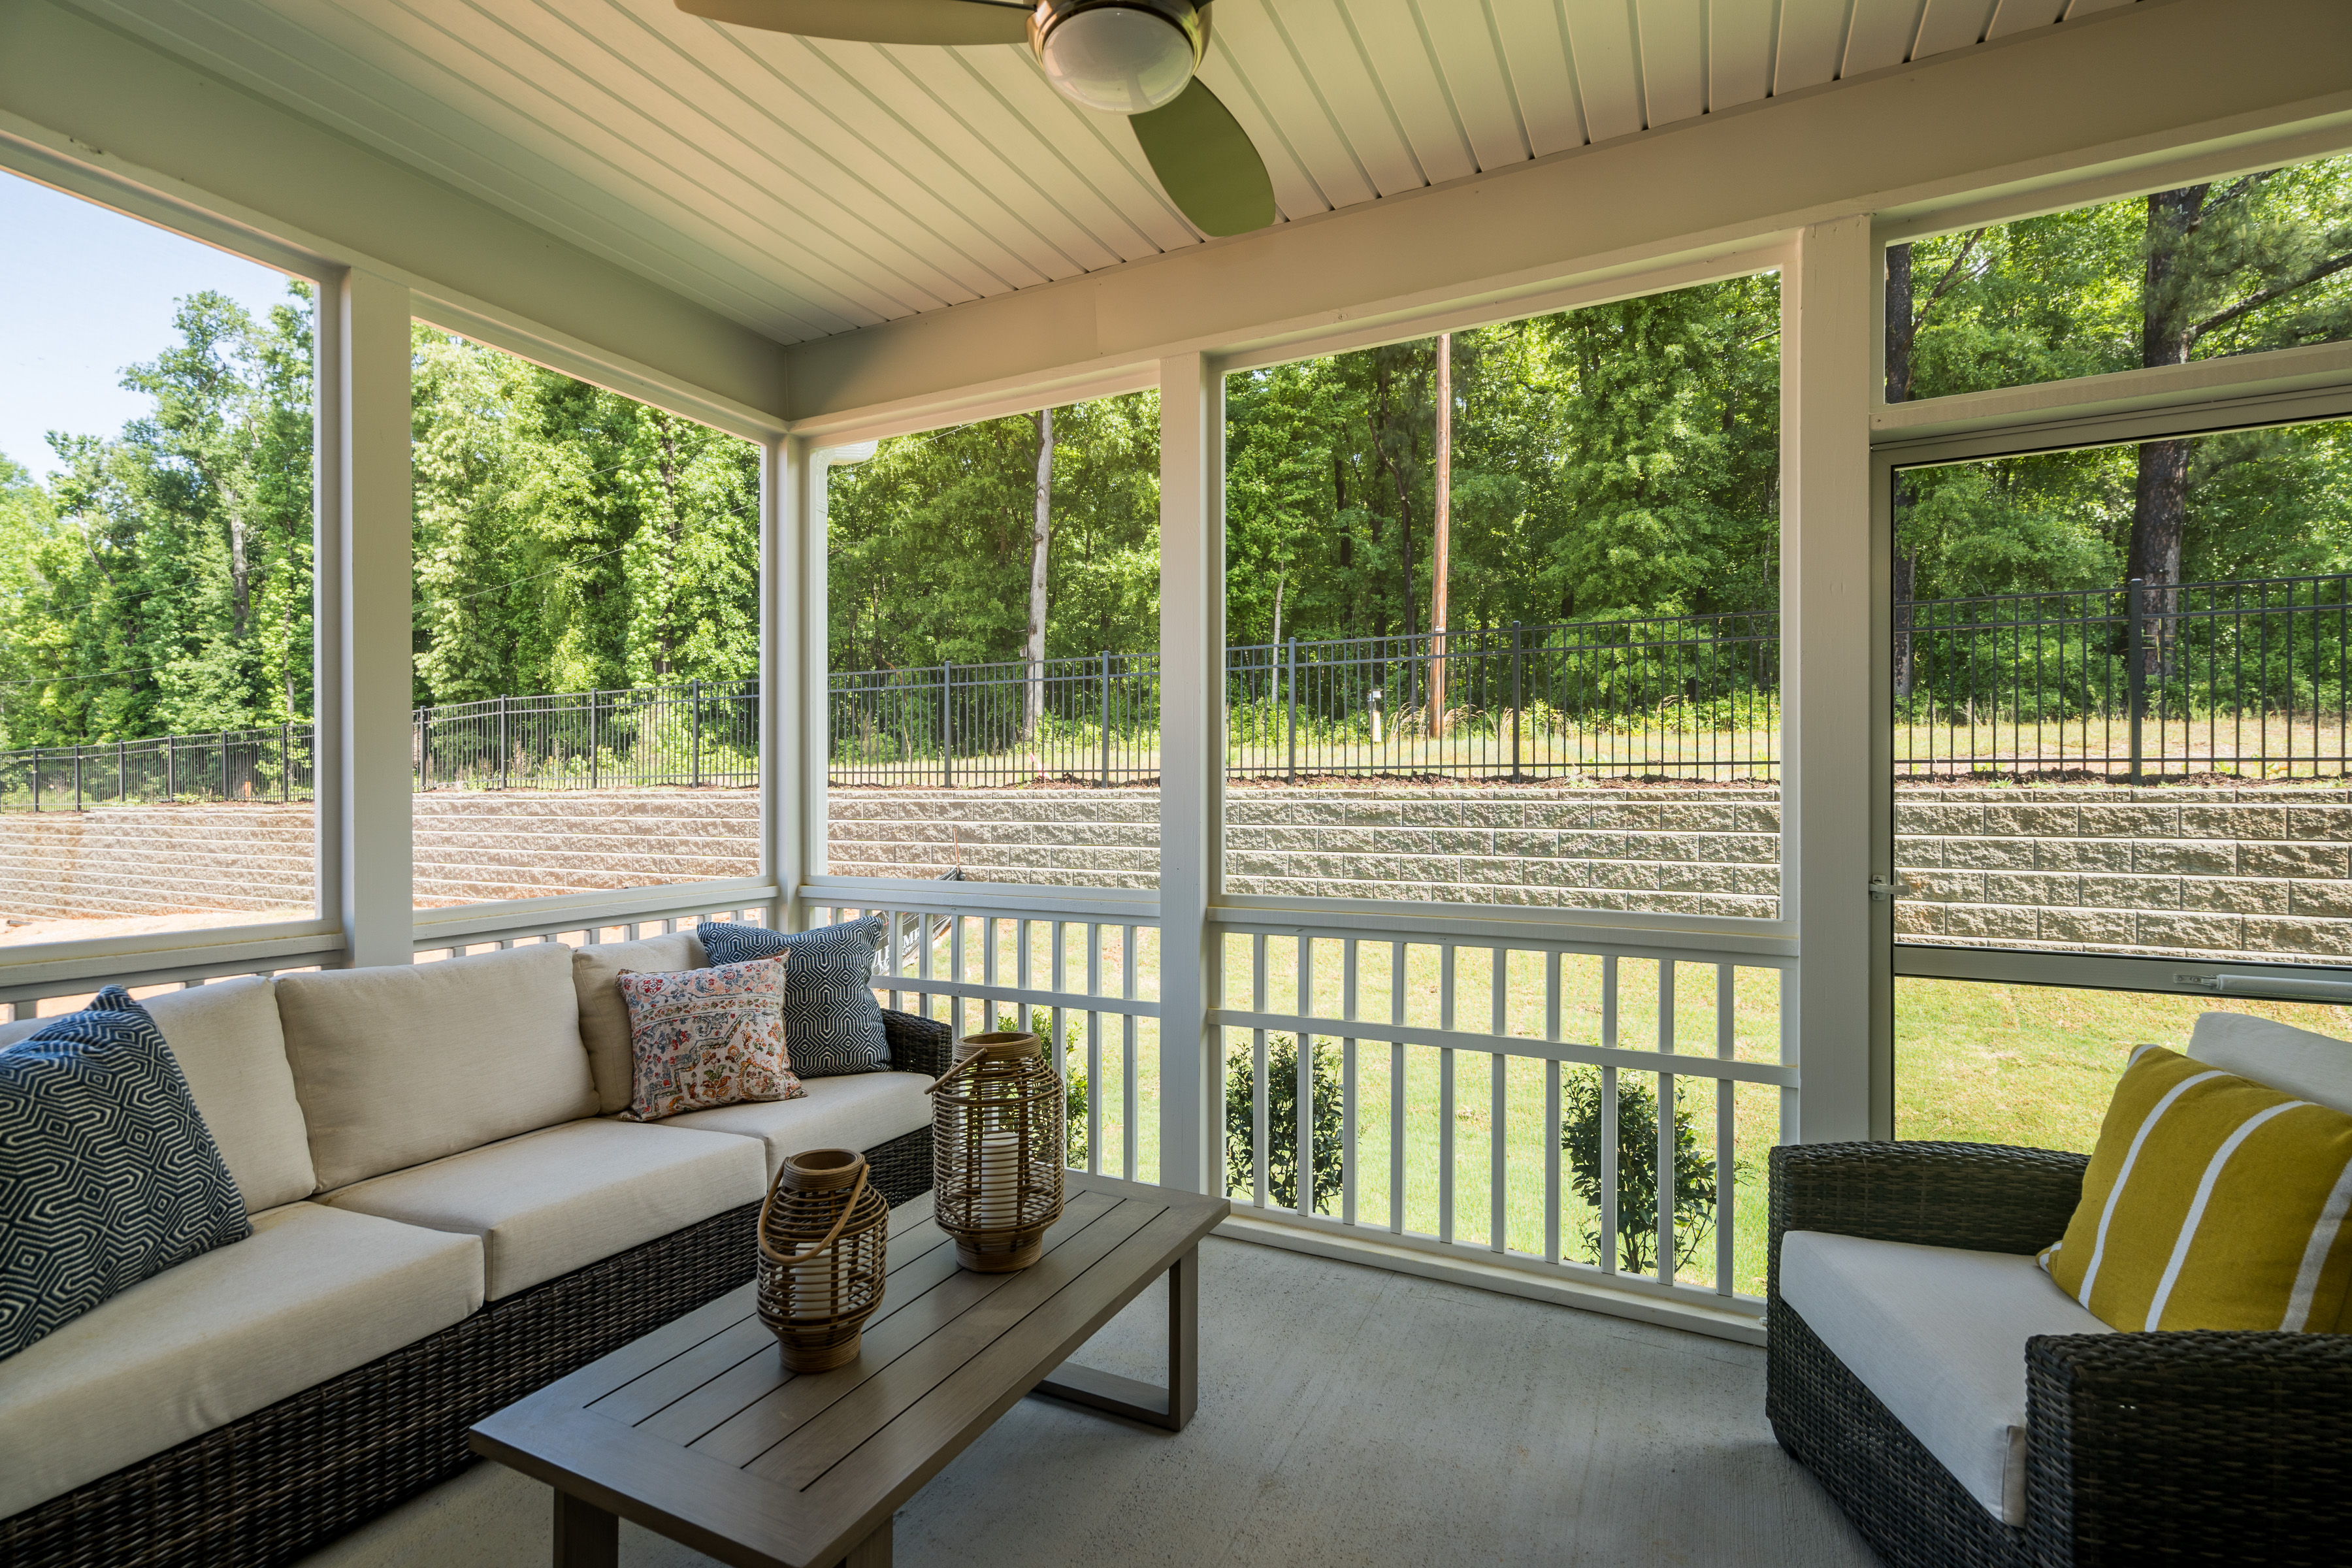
(996, 1007, 1087, 1168)
(1224, 1034, 1343, 1211)
(1558, 1068, 1718, 1274)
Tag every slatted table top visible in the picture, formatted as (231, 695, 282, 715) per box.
(471, 1171, 1226, 1568)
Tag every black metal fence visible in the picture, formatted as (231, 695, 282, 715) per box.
(418, 680, 758, 791)
(830, 652, 1161, 787)
(0, 726, 315, 812)
(1895, 571, 2352, 781)
(1224, 613, 1780, 783)
(0, 679, 757, 811)
(12, 570, 2349, 809)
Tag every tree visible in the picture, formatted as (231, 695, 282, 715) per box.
(1024, 407, 1051, 745)
(1559, 1068, 1718, 1275)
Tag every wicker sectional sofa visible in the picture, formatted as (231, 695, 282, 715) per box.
(1767, 1015, 2352, 1568)
(0, 934, 951, 1568)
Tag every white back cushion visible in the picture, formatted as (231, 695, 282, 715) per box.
(2187, 1011, 2352, 1115)
(278, 943, 598, 1190)
(570, 929, 704, 1115)
(0, 977, 316, 1213)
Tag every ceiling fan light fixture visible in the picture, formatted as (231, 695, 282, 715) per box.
(1030, 0, 1203, 115)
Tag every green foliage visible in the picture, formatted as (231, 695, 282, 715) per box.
(1224, 1034, 1344, 1212)
(0, 287, 315, 747)
(828, 395, 1159, 674)
(995, 1007, 1087, 1169)
(1558, 1068, 1718, 1275)
(410, 329, 760, 704)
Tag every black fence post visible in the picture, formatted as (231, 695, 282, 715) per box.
(2127, 578, 2146, 787)
(941, 661, 954, 789)
(589, 691, 601, 791)
(164, 736, 174, 802)
(1286, 638, 1299, 785)
(117, 738, 126, 805)
(74, 745, 83, 811)
(30, 746, 39, 812)
(1511, 621, 1525, 780)
(691, 679, 704, 787)
(281, 723, 291, 802)
(1100, 649, 1111, 787)
(498, 694, 511, 791)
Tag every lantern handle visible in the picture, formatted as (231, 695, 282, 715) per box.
(926, 1049, 988, 1096)
(757, 1162, 872, 1268)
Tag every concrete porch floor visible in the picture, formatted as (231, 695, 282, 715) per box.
(299, 1233, 1876, 1568)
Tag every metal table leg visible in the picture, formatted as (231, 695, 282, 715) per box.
(1033, 1244, 1199, 1432)
(553, 1490, 617, 1568)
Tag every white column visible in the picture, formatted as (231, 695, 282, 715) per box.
(1783, 215, 1878, 1143)
(1158, 351, 1222, 1193)
(328, 269, 414, 968)
(764, 434, 806, 931)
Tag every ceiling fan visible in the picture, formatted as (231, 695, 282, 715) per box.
(676, 0, 1278, 237)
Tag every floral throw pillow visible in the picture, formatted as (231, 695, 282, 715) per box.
(614, 960, 804, 1122)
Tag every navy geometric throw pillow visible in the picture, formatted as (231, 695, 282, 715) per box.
(0, 986, 250, 1359)
(697, 917, 891, 1077)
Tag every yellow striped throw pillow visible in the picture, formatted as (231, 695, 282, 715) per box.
(2039, 1045, 2352, 1332)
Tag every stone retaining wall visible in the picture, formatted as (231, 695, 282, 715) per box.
(7, 784, 2351, 964)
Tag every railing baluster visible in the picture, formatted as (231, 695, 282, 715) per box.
(1121, 923, 1138, 1184)
(1544, 950, 1563, 1267)
(1390, 939, 1407, 1237)
(1658, 958, 1676, 1286)
(1296, 934, 1315, 1217)
(1342, 936, 1360, 1228)
(1716, 962, 1737, 1297)
(1599, 954, 1619, 1276)
(1251, 931, 1269, 1209)
(1086, 921, 1103, 1176)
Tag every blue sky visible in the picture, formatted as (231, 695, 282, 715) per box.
(1, 171, 302, 483)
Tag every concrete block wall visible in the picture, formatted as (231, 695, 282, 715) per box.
(827, 787, 1784, 917)
(8, 785, 2352, 968)
(0, 791, 760, 919)
(1895, 786, 2352, 962)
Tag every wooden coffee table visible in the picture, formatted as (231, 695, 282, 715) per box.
(470, 1171, 1226, 1568)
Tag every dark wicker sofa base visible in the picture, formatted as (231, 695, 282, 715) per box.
(1, 1004, 951, 1568)
(1768, 1140, 2352, 1568)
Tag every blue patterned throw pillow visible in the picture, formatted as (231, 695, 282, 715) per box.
(697, 917, 891, 1076)
(0, 987, 250, 1359)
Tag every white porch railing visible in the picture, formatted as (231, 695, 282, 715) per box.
(1209, 919, 1794, 1319)
(808, 889, 1795, 1328)
(806, 893, 1164, 1184)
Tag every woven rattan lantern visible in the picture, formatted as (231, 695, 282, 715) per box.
(930, 1032, 1065, 1272)
(756, 1147, 889, 1372)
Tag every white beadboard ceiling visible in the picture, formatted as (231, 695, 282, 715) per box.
(73, 0, 2142, 345)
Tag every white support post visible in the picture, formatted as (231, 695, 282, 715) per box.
(770, 435, 809, 931)
(331, 269, 413, 968)
(1783, 214, 1878, 1143)
(1158, 350, 1221, 1193)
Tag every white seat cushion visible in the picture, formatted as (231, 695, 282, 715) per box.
(661, 1070, 934, 1179)
(0, 977, 316, 1212)
(571, 930, 705, 1115)
(2188, 1011, 2352, 1114)
(278, 945, 599, 1190)
(1779, 1230, 2111, 1527)
(0, 1202, 482, 1518)
(318, 1118, 764, 1299)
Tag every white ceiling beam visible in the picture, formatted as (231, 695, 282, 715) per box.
(781, 0, 2352, 427)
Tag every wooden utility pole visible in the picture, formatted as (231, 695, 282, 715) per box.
(1428, 333, 1451, 736)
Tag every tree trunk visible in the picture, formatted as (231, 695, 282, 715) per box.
(1884, 242, 1914, 404)
(1024, 407, 1053, 749)
(1891, 545, 1916, 702)
(1269, 572, 1285, 650)
(2131, 186, 2209, 674)
(1429, 332, 1452, 736)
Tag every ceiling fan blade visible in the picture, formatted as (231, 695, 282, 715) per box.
(1130, 78, 1277, 238)
(675, 0, 1029, 46)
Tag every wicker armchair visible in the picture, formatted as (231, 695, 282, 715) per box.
(1767, 1140, 2352, 1568)
(0, 1007, 953, 1568)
